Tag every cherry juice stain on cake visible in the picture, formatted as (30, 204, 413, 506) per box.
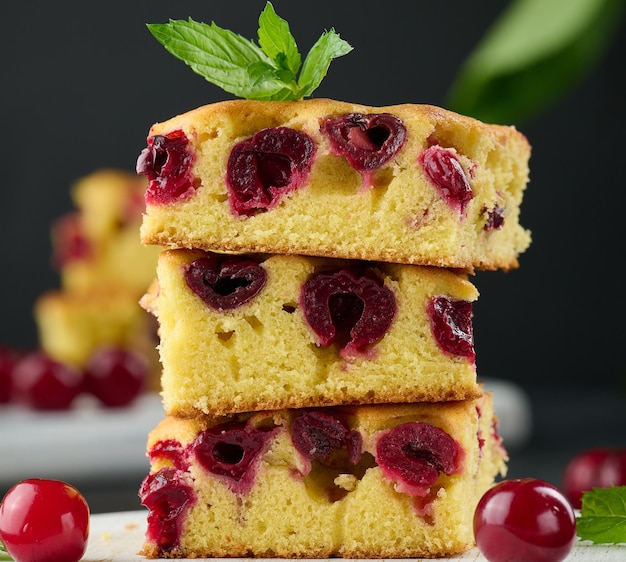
(149, 439, 189, 471)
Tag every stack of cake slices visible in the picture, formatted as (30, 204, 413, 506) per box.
(34, 169, 160, 388)
(135, 98, 530, 558)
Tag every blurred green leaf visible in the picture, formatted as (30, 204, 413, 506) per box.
(446, 0, 625, 124)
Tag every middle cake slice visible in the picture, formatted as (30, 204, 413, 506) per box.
(143, 249, 481, 416)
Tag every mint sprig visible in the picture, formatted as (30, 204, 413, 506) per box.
(577, 486, 626, 544)
(147, 2, 353, 101)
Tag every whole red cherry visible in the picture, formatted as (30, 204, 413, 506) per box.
(563, 447, 626, 508)
(84, 346, 148, 407)
(474, 478, 576, 562)
(0, 346, 21, 403)
(0, 478, 90, 562)
(11, 350, 84, 410)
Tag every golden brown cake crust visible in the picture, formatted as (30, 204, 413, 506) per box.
(139, 99, 531, 272)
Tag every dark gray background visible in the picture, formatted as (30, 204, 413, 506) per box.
(3, 0, 625, 392)
(2, 1, 626, 511)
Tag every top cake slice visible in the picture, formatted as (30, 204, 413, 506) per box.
(137, 98, 531, 271)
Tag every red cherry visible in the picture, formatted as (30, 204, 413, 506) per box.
(376, 422, 461, 497)
(0, 346, 21, 404)
(184, 253, 267, 311)
(0, 478, 90, 562)
(563, 447, 626, 508)
(226, 127, 316, 216)
(474, 478, 576, 562)
(419, 145, 473, 215)
(137, 129, 197, 204)
(291, 410, 362, 465)
(12, 351, 84, 410)
(139, 467, 194, 554)
(85, 346, 148, 407)
(301, 268, 396, 355)
(50, 213, 91, 269)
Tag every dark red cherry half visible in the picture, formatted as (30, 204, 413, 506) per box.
(184, 254, 267, 311)
(226, 127, 316, 216)
(291, 410, 362, 465)
(192, 421, 277, 493)
(428, 296, 475, 362)
(420, 145, 473, 215)
(321, 113, 406, 172)
(376, 422, 462, 496)
(301, 268, 396, 355)
(139, 467, 195, 554)
(137, 129, 196, 204)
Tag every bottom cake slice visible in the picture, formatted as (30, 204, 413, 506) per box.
(139, 390, 506, 558)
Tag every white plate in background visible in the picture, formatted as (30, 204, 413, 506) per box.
(0, 378, 531, 488)
(0, 393, 163, 485)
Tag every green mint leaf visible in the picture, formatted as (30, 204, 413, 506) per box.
(0, 541, 13, 561)
(298, 29, 353, 98)
(246, 61, 297, 101)
(257, 2, 301, 77)
(445, 0, 624, 124)
(577, 486, 626, 544)
(147, 2, 352, 100)
(147, 18, 271, 99)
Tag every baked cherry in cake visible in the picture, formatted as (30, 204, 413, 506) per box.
(149, 439, 189, 471)
(376, 422, 462, 497)
(137, 129, 196, 204)
(428, 296, 475, 362)
(320, 113, 406, 187)
(301, 268, 396, 356)
(139, 467, 195, 554)
(184, 254, 267, 311)
(420, 145, 473, 215)
(226, 127, 316, 216)
(483, 204, 505, 230)
(192, 421, 279, 493)
(292, 410, 362, 464)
